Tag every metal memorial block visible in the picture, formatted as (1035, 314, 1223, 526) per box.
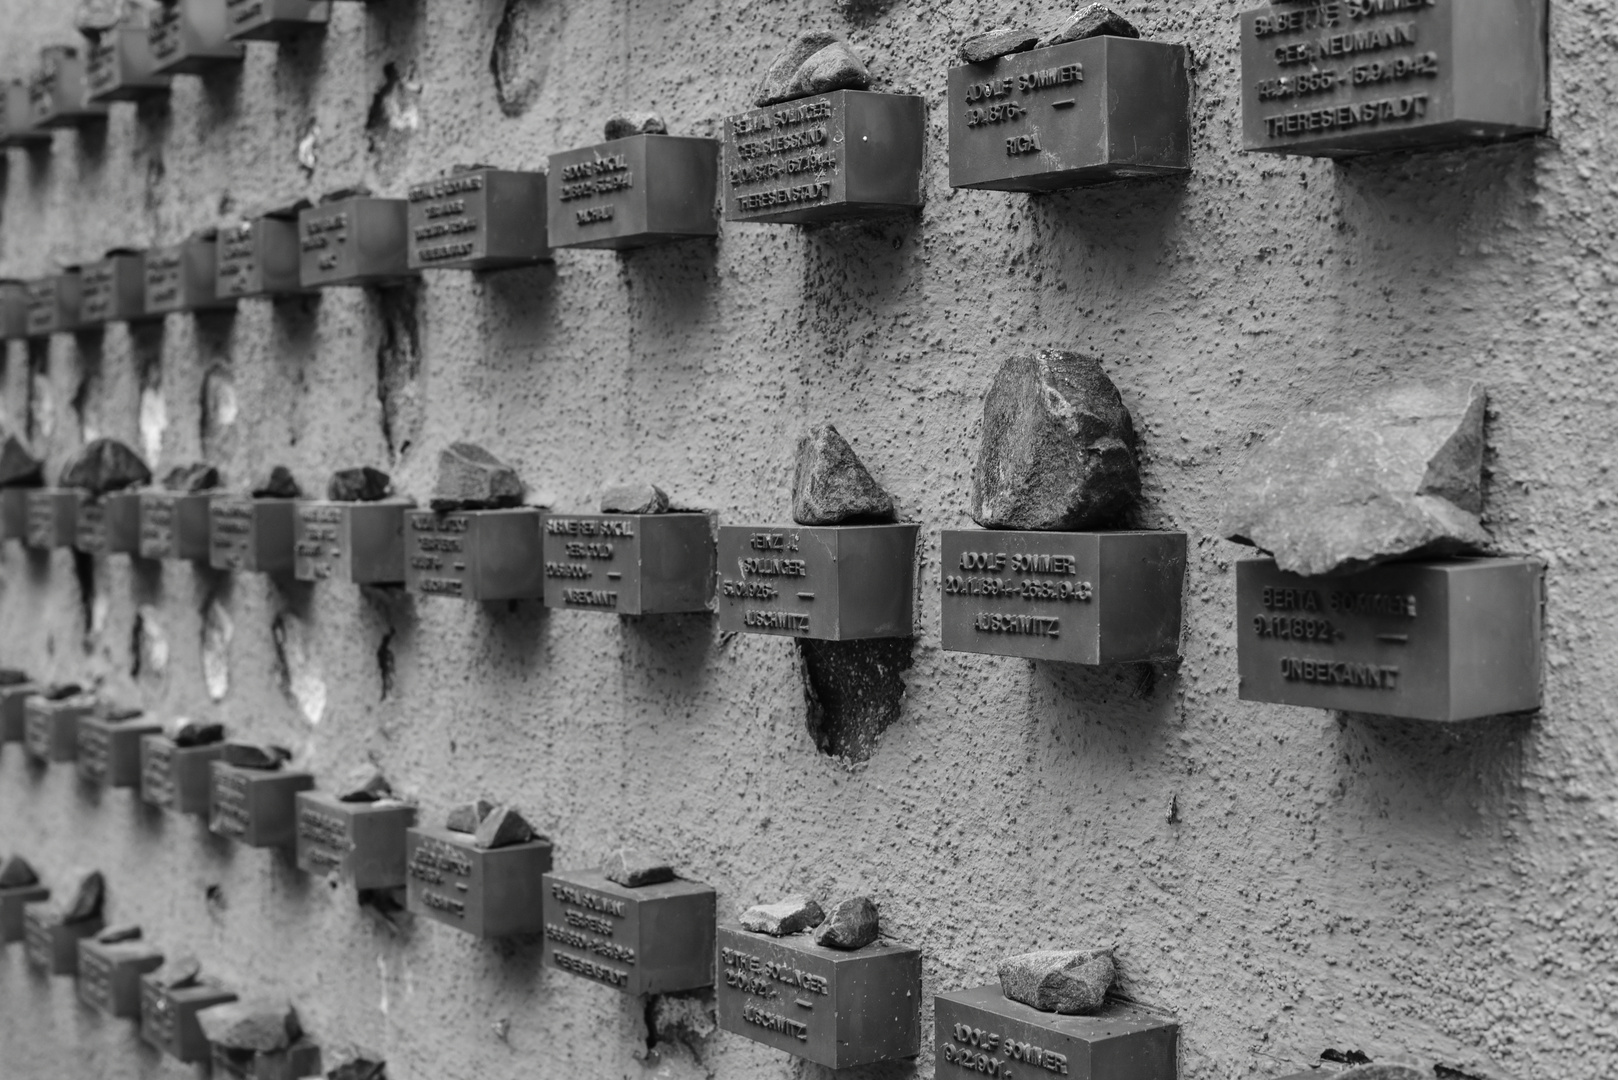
(209, 762, 315, 848)
(1, 280, 29, 339)
(145, 239, 235, 314)
(0, 488, 30, 538)
(26, 274, 83, 338)
(404, 508, 545, 602)
(24, 906, 102, 975)
(86, 25, 171, 103)
(939, 530, 1186, 664)
(715, 924, 923, 1069)
(78, 938, 164, 1017)
(295, 791, 417, 890)
(213, 1042, 323, 1080)
(1, 80, 52, 148)
(298, 197, 414, 287)
(140, 490, 215, 561)
(76, 714, 162, 788)
(405, 826, 553, 938)
(75, 493, 145, 556)
(30, 48, 108, 128)
(407, 169, 551, 271)
(0, 680, 40, 743)
(716, 524, 918, 640)
(149, 0, 246, 75)
(141, 735, 226, 815)
(934, 986, 1180, 1080)
(0, 883, 50, 942)
(541, 869, 716, 996)
(949, 37, 1191, 191)
(225, 0, 331, 41)
(547, 135, 720, 250)
(217, 212, 304, 298)
(542, 512, 714, 616)
(24, 695, 97, 765)
(25, 489, 85, 549)
(80, 254, 148, 324)
(209, 495, 297, 574)
(293, 499, 411, 584)
(1236, 556, 1544, 721)
(1240, 0, 1549, 157)
(140, 975, 237, 1062)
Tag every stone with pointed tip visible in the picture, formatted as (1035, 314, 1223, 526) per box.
(0, 435, 44, 488)
(792, 424, 896, 526)
(63, 870, 105, 924)
(753, 31, 871, 107)
(160, 955, 202, 989)
(1035, 4, 1141, 48)
(740, 896, 825, 936)
(170, 718, 225, 747)
(96, 923, 141, 944)
(338, 764, 393, 804)
(252, 466, 301, 500)
(162, 463, 220, 493)
(997, 948, 1115, 1015)
(599, 482, 669, 515)
(197, 998, 301, 1053)
(430, 443, 524, 513)
(812, 896, 880, 950)
(0, 669, 28, 686)
(222, 742, 289, 771)
(60, 439, 152, 496)
(473, 806, 535, 850)
(445, 800, 494, 834)
(328, 467, 392, 503)
(0, 854, 39, 889)
(602, 849, 675, 888)
(959, 25, 1050, 64)
(604, 113, 668, 140)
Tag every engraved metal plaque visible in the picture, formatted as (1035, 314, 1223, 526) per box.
(541, 512, 714, 616)
(716, 524, 918, 640)
(26, 274, 83, 338)
(541, 869, 716, 996)
(715, 923, 922, 1069)
(25, 489, 85, 549)
(141, 735, 225, 815)
(140, 975, 237, 1062)
(149, 0, 246, 75)
(24, 907, 102, 975)
(1236, 556, 1544, 721)
(408, 169, 552, 271)
(0, 280, 29, 339)
(218, 213, 304, 298)
(24, 695, 94, 764)
(934, 986, 1180, 1080)
(75, 493, 145, 556)
(1, 80, 52, 148)
(298, 197, 414, 287)
(949, 37, 1191, 192)
(79, 938, 164, 1017)
(939, 530, 1186, 664)
(547, 135, 720, 250)
(140, 491, 214, 561)
(404, 508, 545, 602)
(77, 714, 162, 788)
(209, 763, 315, 848)
(1240, 0, 1548, 157)
(225, 0, 331, 41)
(210, 495, 297, 574)
(212, 1041, 322, 1080)
(30, 48, 108, 128)
(0, 884, 50, 942)
(721, 90, 925, 224)
(295, 791, 417, 890)
(80, 254, 148, 325)
(145, 240, 235, 314)
(87, 26, 171, 103)
(294, 499, 411, 584)
(405, 826, 553, 938)
(0, 681, 40, 743)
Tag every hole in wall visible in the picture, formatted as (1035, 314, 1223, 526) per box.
(796, 637, 914, 762)
(490, 0, 560, 117)
(72, 550, 95, 650)
(374, 286, 422, 465)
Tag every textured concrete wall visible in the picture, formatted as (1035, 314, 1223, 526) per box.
(1, 2, 1613, 1079)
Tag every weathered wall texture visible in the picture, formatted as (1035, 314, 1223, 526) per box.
(1, 2, 1614, 1078)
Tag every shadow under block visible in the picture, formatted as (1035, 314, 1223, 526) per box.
(934, 986, 1180, 1080)
(0, 884, 50, 942)
(405, 827, 553, 938)
(87, 26, 171, 103)
(24, 696, 96, 764)
(225, 0, 330, 41)
(25, 489, 84, 549)
(26, 274, 82, 337)
(140, 491, 214, 561)
(299, 197, 414, 287)
(74, 493, 144, 556)
(722, 90, 925, 223)
(948, 37, 1191, 191)
(218, 213, 304, 298)
(209, 763, 315, 848)
(548, 134, 720, 250)
(141, 736, 225, 814)
(79, 938, 164, 1017)
(295, 792, 417, 889)
(30, 48, 107, 128)
(24, 906, 102, 975)
(150, 0, 245, 75)
(1240, 0, 1549, 157)
(80, 254, 148, 324)
(77, 714, 163, 787)
(294, 500, 411, 584)
(716, 523, 918, 640)
(141, 976, 238, 1062)
(541, 869, 716, 996)
(939, 530, 1186, 664)
(404, 508, 545, 601)
(210, 496, 296, 574)
(408, 169, 551, 271)
(1235, 557, 1544, 721)
(542, 512, 714, 615)
(715, 924, 922, 1070)
(146, 239, 234, 314)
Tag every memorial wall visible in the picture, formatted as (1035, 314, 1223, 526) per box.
(0, 1, 1609, 1079)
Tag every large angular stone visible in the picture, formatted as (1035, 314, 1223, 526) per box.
(1036, 5, 1141, 48)
(813, 897, 879, 950)
(753, 32, 871, 108)
(792, 424, 896, 526)
(0, 435, 44, 488)
(960, 26, 1049, 64)
(600, 482, 669, 515)
(0, 854, 38, 889)
(338, 764, 393, 803)
(446, 799, 494, 834)
(604, 113, 668, 140)
(60, 439, 152, 496)
(602, 849, 675, 888)
(197, 999, 301, 1052)
(473, 806, 535, 850)
(0, 669, 27, 686)
(96, 923, 142, 944)
(1339, 1068, 1425, 1080)
(998, 948, 1115, 1015)
(328, 467, 392, 503)
(328, 1057, 388, 1080)
(740, 896, 825, 936)
(159, 955, 202, 989)
(252, 466, 302, 500)
(222, 742, 290, 771)
(170, 718, 225, 747)
(1220, 382, 1491, 576)
(163, 463, 220, 493)
(64, 870, 106, 924)
(970, 351, 1141, 531)
(44, 684, 84, 701)
(430, 442, 524, 513)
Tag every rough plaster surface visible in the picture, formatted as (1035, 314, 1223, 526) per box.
(0, 3, 1614, 1079)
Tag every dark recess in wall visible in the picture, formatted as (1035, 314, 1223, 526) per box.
(796, 637, 914, 761)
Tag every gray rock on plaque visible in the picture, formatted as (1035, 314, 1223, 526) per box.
(599, 482, 669, 516)
(740, 896, 825, 936)
(792, 424, 896, 526)
(604, 113, 667, 139)
(813, 896, 880, 950)
(997, 947, 1115, 1015)
(61, 438, 151, 496)
(752, 31, 871, 107)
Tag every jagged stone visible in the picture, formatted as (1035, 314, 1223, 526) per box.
(1035, 4, 1141, 48)
(600, 482, 669, 515)
(328, 1058, 388, 1080)
(96, 923, 141, 944)
(63, 870, 105, 924)
(328, 467, 392, 503)
(0, 854, 39, 889)
(792, 424, 896, 525)
(997, 948, 1115, 1015)
(740, 896, 825, 936)
(162, 463, 220, 492)
(0, 435, 44, 488)
(970, 350, 1141, 531)
(602, 849, 675, 888)
(1220, 382, 1490, 576)
(197, 998, 301, 1053)
(160, 955, 202, 989)
(473, 806, 535, 850)
(1338, 1068, 1425, 1080)
(754, 32, 871, 107)
(222, 742, 290, 771)
(604, 113, 668, 140)
(813, 897, 879, 950)
(446, 799, 494, 834)
(0, 669, 28, 686)
(252, 465, 301, 499)
(170, 718, 225, 747)
(59, 438, 152, 496)
(44, 684, 84, 701)
(960, 26, 1049, 64)
(338, 764, 392, 804)
(429, 442, 524, 513)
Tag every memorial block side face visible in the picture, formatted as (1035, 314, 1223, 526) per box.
(140, 492, 214, 560)
(294, 500, 410, 584)
(408, 169, 551, 271)
(541, 513, 714, 615)
(541, 869, 717, 996)
(209, 763, 315, 848)
(404, 509, 545, 601)
(299, 198, 413, 287)
(218, 216, 303, 298)
(295, 792, 417, 890)
(80, 256, 147, 324)
(405, 826, 553, 938)
(78, 939, 164, 1017)
(225, 0, 331, 42)
(548, 135, 720, 250)
(141, 735, 224, 815)
(25, 489, 83, 549)
(140, 976, 237, 1062)
(210, 496, 296, 574)
(150, 0, 246, 75)
(934, 986, 1180, 1080)
(716, 524, 918, 640)
(77, 716, 162, 787)
(0, 883, 51, 942)
(30, 50, 106, 128)
(87, 27, 170, 103)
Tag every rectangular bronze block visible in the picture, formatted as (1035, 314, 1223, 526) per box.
(75, 494, 143, 555)
(30, 48, 108, 128)
(542, 869, 716, 996)
(24, 906, 102, 975)
(77, 714, 163, 788)
(0, 488, 30, 537)
(0, 280, 29, 339)
(24, 489, 84, 549)
(213, 1041, 322, 1080)
(716, 523, 918, 640)
(209, 763, 315, 847)
(548, 135, 720, 250)
(140, 975, 237, 1062)
(150, 0, 246, 75)
(1240, 0, 1548, 157)
(87, 25, 171, 103)
(1, 80, 52, 148)
(27, 274, 83, 337)
(298, 197, 414, 287)
(295, 791, 417, 890)
(405, 826, 553, 938)
(408, 168, 552, 271)
(294, 500, 411, 584)
(210, 495, 297, 574)
(722, 90, 925, 223)
(0, 884, 51, 942)
(542, 512, 714, 616)
(24, 694, 96, 764)
(0, 681, 40, 742)
(939, 530, 1186, 664)
(78, 938, 164, 1017)
(140, 491, 214, 561)
(715, 924, 922, 1069)
(934, 985, 1180, 1080)
(80, 254, 149, 324)
(1236, 556, 1544, 722)
(145, 240, 235, 314)
(949, 37, 1191, 192)
(141, 735, 225, 815)
(217, 213, 304, 298)
(225, 0, 331, 41)
(404, 508, 545, 602)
